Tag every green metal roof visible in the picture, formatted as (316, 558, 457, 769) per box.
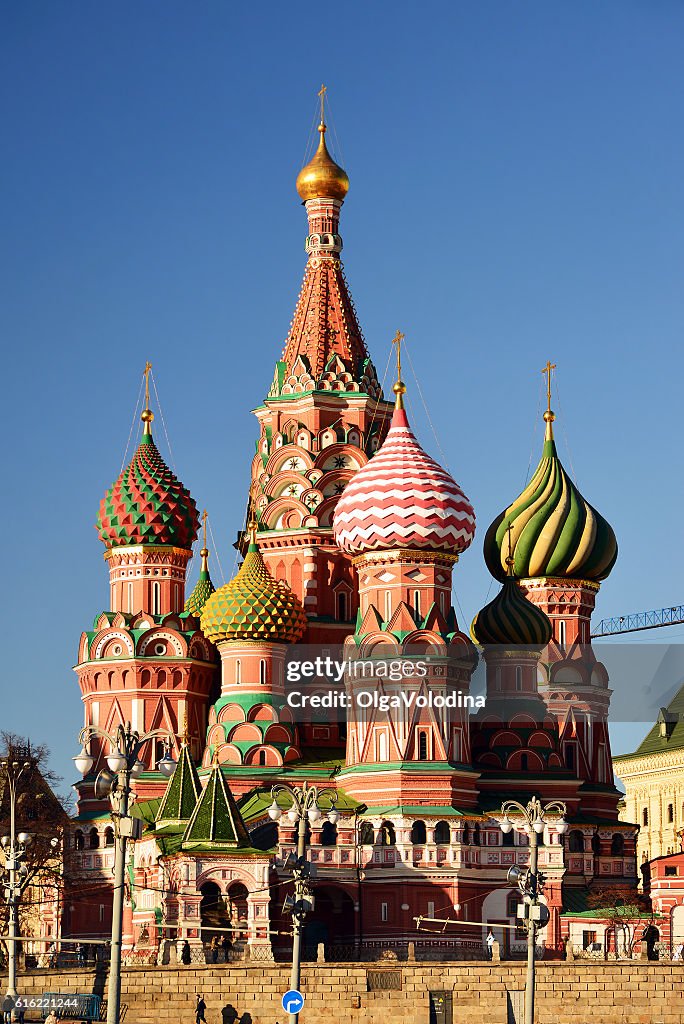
(614, 682, 684, 758)
(182, 763, 251, 850)
(155, 744, 201, 826)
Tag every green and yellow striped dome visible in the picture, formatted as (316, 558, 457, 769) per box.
(200, 540, 306, 644)
(471, 577, 552, 647)
(483, 415, 618, 583)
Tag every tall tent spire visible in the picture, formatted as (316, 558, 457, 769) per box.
(270, 90, 381, 399)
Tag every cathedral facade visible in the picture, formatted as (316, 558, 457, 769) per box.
(67, 105, 637, 962)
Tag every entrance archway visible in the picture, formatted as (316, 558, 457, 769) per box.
(303, 885, 355, 949)
(227, 882, 250, 944)
(199, 881, 231, 944)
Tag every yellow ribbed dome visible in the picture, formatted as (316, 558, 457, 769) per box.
(296, 124, 349, 202)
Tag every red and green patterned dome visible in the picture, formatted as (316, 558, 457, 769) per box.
(185, 549, 216, 617)
(200, 536, 307, 644)
(97, 418, 199, 550)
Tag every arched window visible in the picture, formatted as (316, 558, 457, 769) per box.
(667, 804, 674, 824)
(152, 581, 161, 616)
(104, 827, 114, 848)
(411, 821, 427, 845)
(642, 808, 649, 827)
(337, 592, 348, 621)
(502, 827, 515, 848)
(472, 824, 480, 846)
(569, 829, 584, 853)
(378, 732, 388, 761)
(320, 822, 337, 846)
(462, 825, 470, 845)
(258, 750, 266, 766)
(515, 666, 523, 691)
(418, 732, 428, 761)
(434, 821, 450, 845)
(558, 619, 566, 646)
(359, 822, 374, 846)
(591, 833, 601, 855)
(89, 828, 100, 850)
(378, 822, 396, 846)
(259, 660, 267, 685)
(611, 834, 624, 856)
(74, 830, 84, 851)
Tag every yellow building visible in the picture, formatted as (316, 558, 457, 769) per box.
(614, 690, 684, 870)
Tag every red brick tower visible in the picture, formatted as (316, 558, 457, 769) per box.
(250, 93, 393, 644)
(75, 368, 215, 813)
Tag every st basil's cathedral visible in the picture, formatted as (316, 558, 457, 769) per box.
(67, 100, 636, 963)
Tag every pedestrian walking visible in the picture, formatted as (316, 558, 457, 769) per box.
(196, 996, 207, 1024)
(2, 996, 15, 1024)
(210, 935, 219, 964)
(221, 934, 231, 962)
(486, 929, 495, 959)
(181, 939, 192, 965)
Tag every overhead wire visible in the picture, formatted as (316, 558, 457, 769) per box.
(119, 376, 145, 474)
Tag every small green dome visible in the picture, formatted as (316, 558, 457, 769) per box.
(200, 542, 306, 644)
(483, 418, 617, 583)
(471, 577, 552, 647)
(185, 548, 215, 618)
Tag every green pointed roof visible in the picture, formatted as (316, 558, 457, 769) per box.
(182, 764, 251, 849)
(483, 414, 617, 583)
(185, 546, 216, 617)
(155, 744, 201, 827)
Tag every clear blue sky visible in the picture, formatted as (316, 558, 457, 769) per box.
(2, 2, 683, 788)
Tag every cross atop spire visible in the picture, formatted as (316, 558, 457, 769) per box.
(318, 83, 327, 126)
(541, 360, 556, 440)
(141, 361, 154, 435)
(392, 330, 407, 410)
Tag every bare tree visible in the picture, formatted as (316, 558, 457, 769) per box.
(586, 883, 653, 958)
(0, 732, 71, 961)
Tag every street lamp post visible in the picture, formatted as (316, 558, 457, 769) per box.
(499, 797, 568, 1024)
(74, 724, 176, 1024)
(268, 782, 338, 1024)
(0, 756, 34, 1018)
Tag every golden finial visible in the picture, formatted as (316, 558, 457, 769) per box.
(392, 330, 406, 410)
(542, 360, 556, 440)
(200, 509, 209, 572)
(318, 83, 327, 127)
(246, 499, 258, 546)
(141, 361, 154, 434)
(180, 708, 189, 746)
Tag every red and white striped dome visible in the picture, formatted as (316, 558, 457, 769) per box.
(333, 407, 476, 555)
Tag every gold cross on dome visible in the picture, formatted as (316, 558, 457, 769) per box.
(542, 360, 556, 414)
(318, 83, 327, 123)
(143, 361, 152, 407)
(202, 508, 208, 548)
(392, 330, 405, 383)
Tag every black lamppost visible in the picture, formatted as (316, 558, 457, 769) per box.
(0, 755, 33, 1019)
(499, 797, 568, 1024)
(268, 782, 337, 1024)
(74, 724, 176, 1024)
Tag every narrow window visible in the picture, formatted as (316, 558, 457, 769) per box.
(558, 619, 566, 646)
(258, 750, 266, 766)
(235, 659, 241, 684)
(260, 659, 267, 685)
(152, 581, 161, 616)
(667, 804, 674, 824)
(385, 591, 392, 622)
(414, 590, 421, 621)
(337, 592, 347, 621)
(642, 808, 649, 827)
(515, 666, 523, 691)
(127, 582, 134, 613)
(440, 592, 446, 613)
(380, 902, 388, 922)
(427, 901, 435, 919)
(520, 753, 528, 771)
(418, 732, 428, 761)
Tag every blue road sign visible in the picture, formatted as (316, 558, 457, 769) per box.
(282, 990, 305, 1014)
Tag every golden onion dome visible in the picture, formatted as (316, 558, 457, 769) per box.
(296, 123, 349, 202)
